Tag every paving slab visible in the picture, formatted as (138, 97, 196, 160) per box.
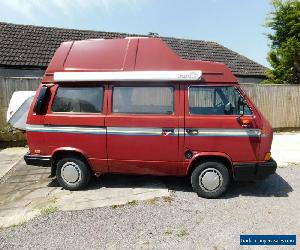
(272, 132, 300, 166)
(0, 147, 28, 183)
(0, 160, 170, 228)
(51, 175, 170, 211)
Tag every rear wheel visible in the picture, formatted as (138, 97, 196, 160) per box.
(56, 157, 91, 191)
(191, 161, 230, 198)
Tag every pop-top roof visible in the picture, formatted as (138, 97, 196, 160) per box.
(43, 37, 237, 83)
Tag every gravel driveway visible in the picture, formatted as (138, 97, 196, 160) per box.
(0, 165, 299, 250)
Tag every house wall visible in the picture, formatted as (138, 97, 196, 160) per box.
(237, 76, 265, 84)
(0, 68, 45, 78)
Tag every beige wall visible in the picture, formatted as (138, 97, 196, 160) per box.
(0, 78, 299, 134)
(240, 84, 300, 128)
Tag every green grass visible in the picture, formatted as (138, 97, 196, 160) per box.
(40, 205, 58, 215)
(127, 200, 138, 206)
(147, 197, 159, 205)
(176, 229, 189, 237)
(111, 200, 138, 209)
(111, 204, 125, 209)
(164, 229, 173, 235)
(0, 124, 14, 133)
(196, 215, 204, 225)
(0, 222, 26, 230)
(10, 222, 26, 228)
(163, 196, 173, 203)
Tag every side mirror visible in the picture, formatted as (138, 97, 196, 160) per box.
(238, 96, 246, 115)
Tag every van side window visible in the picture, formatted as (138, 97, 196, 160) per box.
(189, 86, 252, 115)
(112, 86, 174, 114)
(52, 87, 103, 113)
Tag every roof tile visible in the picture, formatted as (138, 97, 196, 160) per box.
(0, 22, 266, 76)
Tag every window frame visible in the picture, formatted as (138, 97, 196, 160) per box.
(187, 84, 253, 116)
(111, 84, 175, 115)
(51, 84, 105, 115)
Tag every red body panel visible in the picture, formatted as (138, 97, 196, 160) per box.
(26, 38, 274, 176)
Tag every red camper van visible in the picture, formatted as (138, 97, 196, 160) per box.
(24, 37, 277, 198)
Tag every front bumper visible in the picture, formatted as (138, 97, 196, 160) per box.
(24, 153, 52, 167)
(233, 158, 277, 181)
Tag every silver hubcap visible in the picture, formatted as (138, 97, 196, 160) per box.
(199, 168, 223, 192)
(61, 162, 81, 184)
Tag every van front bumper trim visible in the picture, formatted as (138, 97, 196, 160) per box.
(24, 153, 52, 167)
(233, 158, 277, 181)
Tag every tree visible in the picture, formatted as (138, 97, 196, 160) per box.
(265, 0, 300, 84)
(148, 32, 159, 37)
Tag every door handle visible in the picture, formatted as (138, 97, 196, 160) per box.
(161, 128, 175, 136)
(186, 129, 199, 135)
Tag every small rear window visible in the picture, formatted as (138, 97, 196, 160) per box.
(52, 87, 103, 113)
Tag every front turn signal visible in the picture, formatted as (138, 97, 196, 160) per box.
(237, 117, 253, 128)
(264, 152, 271, 161)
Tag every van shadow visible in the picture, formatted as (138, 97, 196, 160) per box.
(224, 173, 294, 198)
(162, 173, 293, 198)
(48, 172, 293, 198)
(48, 174, 172, 191)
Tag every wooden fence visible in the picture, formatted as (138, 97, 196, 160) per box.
(0, 77, 299, 136)
(0, 77, 40, 133)
(240, 84, 300, 128)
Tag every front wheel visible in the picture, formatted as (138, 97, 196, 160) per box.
(191, 161, 230, 198)
(56, 157, 91, 191)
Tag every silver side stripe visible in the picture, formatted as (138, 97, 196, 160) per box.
(107, 127, 165, 136)
(26, 125, 106, 134)
(185, 128, 261, 137)
(26, 125, 261, 137)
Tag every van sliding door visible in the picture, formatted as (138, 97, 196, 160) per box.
(106, 83, 181, 175)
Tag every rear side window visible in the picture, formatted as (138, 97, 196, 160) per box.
(52, 87, 103, 113)
(189, 86, 252, 115)
(34, 85, 49, 114)
(112, 86, 174, 114)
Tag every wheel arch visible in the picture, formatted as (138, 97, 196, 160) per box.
(187, 152, 233, 177)
(51, 147, 91, 176)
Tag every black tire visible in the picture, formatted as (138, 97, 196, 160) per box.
(191, 161, 230, 198)
(56, 157, 91, 191)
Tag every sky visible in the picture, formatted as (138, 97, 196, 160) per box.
(0, 0, 272, 67)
